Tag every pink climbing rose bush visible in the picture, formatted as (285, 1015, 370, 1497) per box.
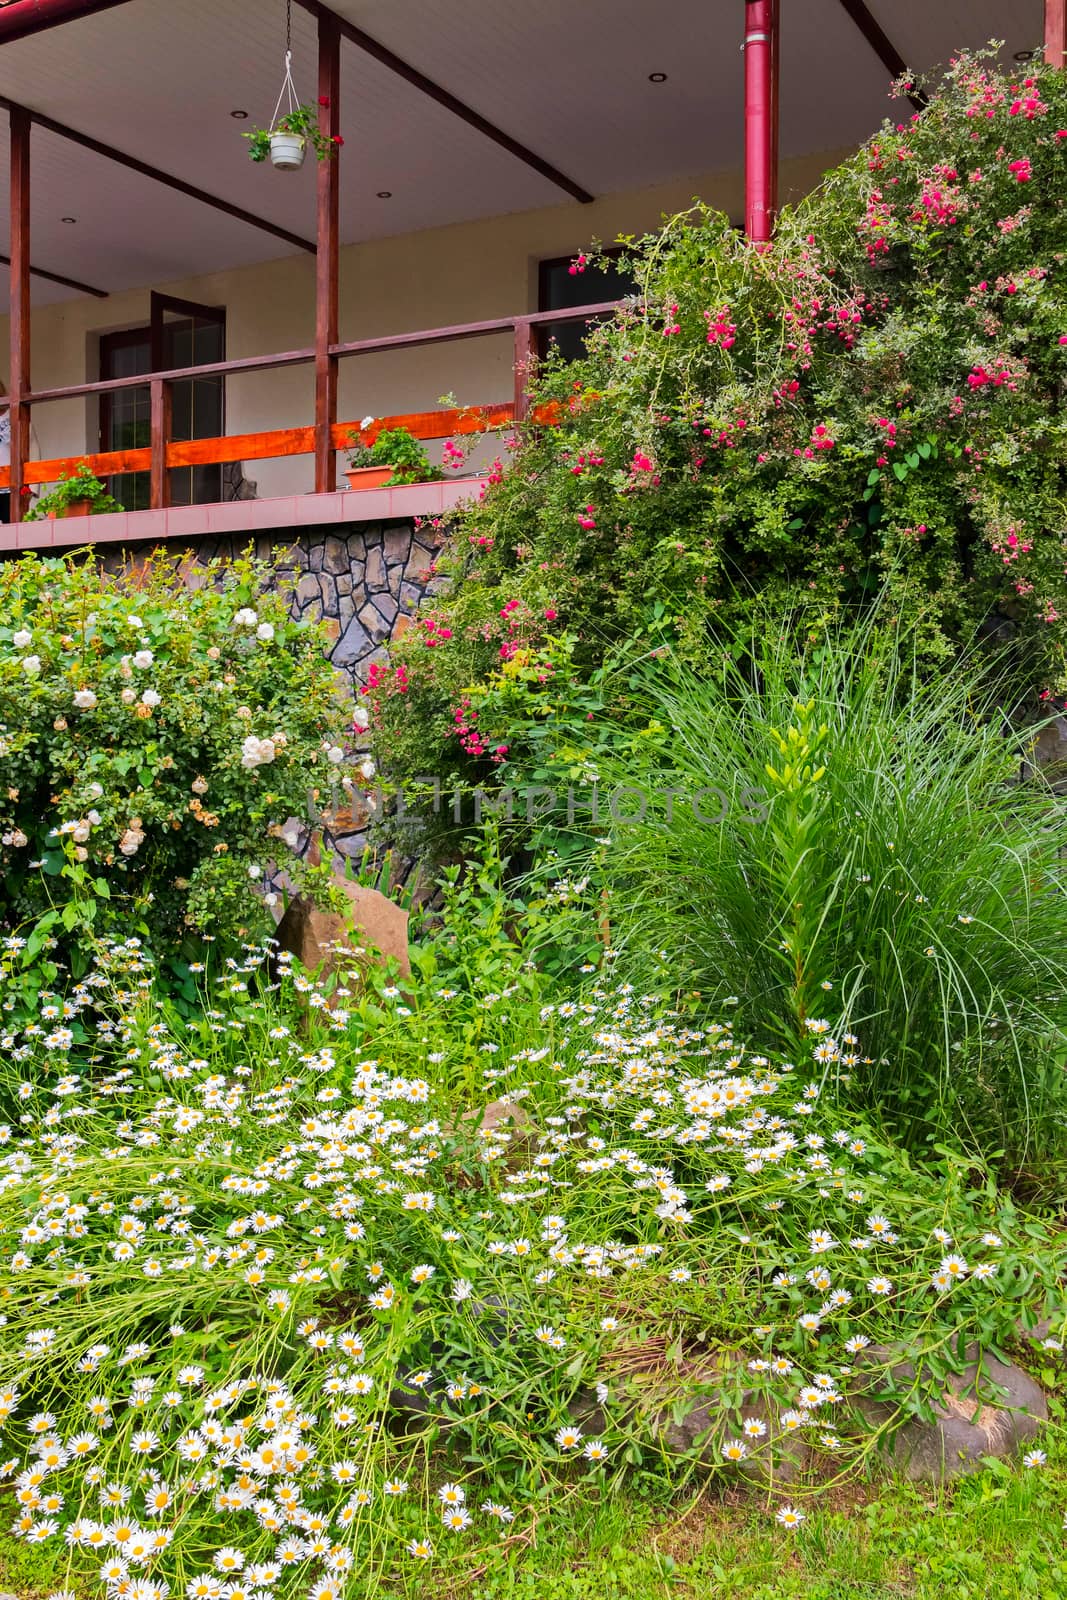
(371, 51, 1067, 827)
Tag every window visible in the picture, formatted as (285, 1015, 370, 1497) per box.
(537, 248, 637, 362)
(99, 294, 225, 509)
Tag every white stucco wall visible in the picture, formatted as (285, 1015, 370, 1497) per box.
(2, 150, 847, 502)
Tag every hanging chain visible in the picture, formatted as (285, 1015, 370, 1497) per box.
(271, 0, 299, 128)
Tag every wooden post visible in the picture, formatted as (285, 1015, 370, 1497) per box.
(149, 378, 172, 510)
(1047, 0, 1066, 67)
(8, 106, 31, 524)
(513, 319, 538, 422)
(314, 12, 341, 494)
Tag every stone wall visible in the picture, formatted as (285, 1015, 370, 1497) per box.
(99, 516, 441, 688)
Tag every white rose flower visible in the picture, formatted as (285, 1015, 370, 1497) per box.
(359, 758, 376, 781)
(21, 655, 41, 675)
(353, 705, 370, 730)
(120, 688, 136, 705)
(256, 622, 275, 642)
(87, 810, 102, 826)
(127, 615, 144, 629)
(133, 650, 154, 670)
(140, 689, 161, 708)
(4, 829, 29, 848)
(73, 688, 97, 710)
(119, 827, 145, 857)
(234, 608, 258, 628)
(72, 821, 91, 844)
(361, 415, 375, 429)
(88, 783, 104, 800)
(248, 864, 263, 881)
(240, 735, 277, 770)
(326, 746, 345, 764)
(264, 892, 278, 908)
(12, 629, 32, 649)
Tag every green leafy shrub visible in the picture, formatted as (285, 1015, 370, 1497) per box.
(0, 549, 346, 961)
(347, 423, 444, 485)
(369, 52, 1067, 819)
(25, 462, 123, 520)
(564, 611, 1067, 1177)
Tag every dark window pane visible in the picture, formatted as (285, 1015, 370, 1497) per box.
(538, 251, 636, 362)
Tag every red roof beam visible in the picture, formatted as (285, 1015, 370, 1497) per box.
(0, 0, 136, 45)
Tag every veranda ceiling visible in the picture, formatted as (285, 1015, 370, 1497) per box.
(0, 0, 1044, 306)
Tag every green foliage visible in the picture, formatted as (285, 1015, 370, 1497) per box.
(0, 548, 346, 963)
(242, 102, 341, 162)
(569, 610, 1067, 1175)
(347, 424, 444, 485)
(0, 907, 1063, 1598)
(370, 53, 1067, 813)
(25, 462, 123, 521)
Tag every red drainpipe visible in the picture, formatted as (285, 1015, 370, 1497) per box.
(1047, 0, 1066, 68)
(0, 0, 135, 43)
(744, 0, 780, 243)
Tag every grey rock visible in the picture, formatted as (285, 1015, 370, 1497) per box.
(332, 617, 373, 667)
(323, 534, 350, 575)
(334, 830, 370, 859)
(338, 594, 356, 627)
(295, 573, 321, 608)
(655, 1386, 809, 1485)
(358, 601, 392, 644)
(365, 548, 387, 591)
(308, 542, 325, 573)
(374, 592, 399, 624)
(384, 525, 412, 566)
(320, 579, 340, 620)
(336, 573, 353, 596)
(399, 580, 425, 614)
(853, 1345, 1047, 1482)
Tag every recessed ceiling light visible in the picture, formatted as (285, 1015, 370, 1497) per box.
(1012, 48, 1038, 61)
(230, 108, 249, 119)
(648, 71, 668, 83)
(61, 216, 77, 224)
(376, 190, 392, 198)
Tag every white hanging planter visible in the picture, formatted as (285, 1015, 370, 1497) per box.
(270, 131, 306, 171)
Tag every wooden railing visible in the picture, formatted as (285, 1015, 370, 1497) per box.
(0, 301, 621, 507)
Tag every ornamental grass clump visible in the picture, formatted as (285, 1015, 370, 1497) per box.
(369, 51, 1067, 822)
(0, 550, 346, 959)
(574, 610, 1067, 1179)
(0, 923, 1062, 1597)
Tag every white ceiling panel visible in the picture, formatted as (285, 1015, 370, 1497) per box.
(865, 0, 1044, 78)
(0, 0, 1043, 307)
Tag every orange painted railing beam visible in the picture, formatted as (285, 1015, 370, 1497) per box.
(0, 405, 519, 491)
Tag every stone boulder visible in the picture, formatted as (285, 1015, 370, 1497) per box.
(852, 1344, 1047, 1482)
(274, 879, 410, 983)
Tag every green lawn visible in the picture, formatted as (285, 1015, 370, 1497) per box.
(5, 1416, 1064, 1600)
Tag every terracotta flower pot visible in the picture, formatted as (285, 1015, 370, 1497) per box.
(55, 499, 94, 518)
(345, 466, 394, 490)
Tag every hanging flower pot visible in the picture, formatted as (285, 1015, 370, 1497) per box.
(242, 38, 343, 169)
(269, 131, 306, 171)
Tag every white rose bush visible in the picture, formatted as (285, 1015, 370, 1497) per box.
(0, 550, 346, 963)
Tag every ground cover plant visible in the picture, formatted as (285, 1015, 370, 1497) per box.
(0, 874, 1062, 1600)
(366, 51, 1067, 834)
(0, 550, 346, 964)
(541, 611, 1067, 1178)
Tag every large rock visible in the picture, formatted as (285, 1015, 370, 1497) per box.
(852, 1344, 1047, 1482)
(274, 870, 410, 982)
